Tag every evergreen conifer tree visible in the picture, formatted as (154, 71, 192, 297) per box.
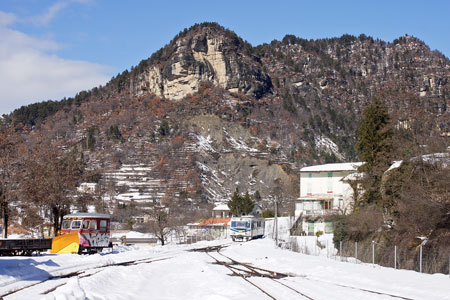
(356, 97, 393, 205)
(227, 188, 242, 216)
(227, 189, 255, 216)
(241, 191, 255, 215)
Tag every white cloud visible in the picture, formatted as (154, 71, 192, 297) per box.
(0, 11, 17, 26)
(27, 0, 93, 26)
(30, 1, 70, 26)
(0, 9, 111, 115)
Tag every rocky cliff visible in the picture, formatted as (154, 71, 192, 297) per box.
(133, 25, 272, 100)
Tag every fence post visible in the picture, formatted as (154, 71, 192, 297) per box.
(316, 236, 318, 256)
(394, 245, 397, 269)
(355, 241, 358, 263)
(419, 244, 423, 273)
(326, 239, 329, 258)
(372, 240, 375, 267)
(339, 241, 342, 262)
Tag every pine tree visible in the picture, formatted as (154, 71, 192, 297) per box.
(227, 189, 255, 216)
(356, 97, 393, 205)
(227, 189, 242, 216)
(241, 191, 255, 215)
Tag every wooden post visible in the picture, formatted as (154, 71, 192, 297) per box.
(419, 244, 423, 273)
(394, 245, 397, 269)
(274, 198, 278, 247)
(372, 241, 375, 267)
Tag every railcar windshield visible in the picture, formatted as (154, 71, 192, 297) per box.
(231, 221, 250, 228)
(71, 220, 82, 229)
(62, 220, 71, 230)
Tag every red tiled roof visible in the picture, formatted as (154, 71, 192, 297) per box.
(199, 218, 231, 226)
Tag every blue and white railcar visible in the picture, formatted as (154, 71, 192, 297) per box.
(230, 216, 265, 242)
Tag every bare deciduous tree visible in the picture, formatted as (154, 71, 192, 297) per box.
(21, 141, 84, 235)
(0, 127, 21, 237)
(147, 205, 171, 245)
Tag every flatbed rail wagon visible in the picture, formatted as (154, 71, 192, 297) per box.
(0, 238, 53, 256)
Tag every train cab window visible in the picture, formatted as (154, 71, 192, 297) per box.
(82, 220, 90, 229)
(89, 220, 97, 230)
(71, 220, 82, 229)
(99, 220, 108, 232)
(62, 220, 71, 230)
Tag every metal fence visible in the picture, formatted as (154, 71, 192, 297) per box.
(288, 236, 450, 277)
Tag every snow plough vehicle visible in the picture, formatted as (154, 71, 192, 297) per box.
(1, 213, 111, 255)
(50, 213, 112, 254)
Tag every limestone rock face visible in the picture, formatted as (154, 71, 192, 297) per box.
(135, 26, 272, 100)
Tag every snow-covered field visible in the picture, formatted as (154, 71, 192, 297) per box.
(1, 238, 449, 300)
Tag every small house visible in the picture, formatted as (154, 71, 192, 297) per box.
(212, 203, 232, 218)
(293, 162, 362, 235)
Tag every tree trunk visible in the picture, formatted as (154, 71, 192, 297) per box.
(52, 206, 61, 236)
(1, 202, 8, 238)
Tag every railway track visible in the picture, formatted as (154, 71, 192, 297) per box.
(194, 245, 418, 300)
(192, 245, 314, 300)
(0, 256, 172, 299)
(1, 242, 422, 299)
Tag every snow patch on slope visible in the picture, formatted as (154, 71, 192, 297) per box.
(314, 135, 344, 160)
(196, 135, 218, 153)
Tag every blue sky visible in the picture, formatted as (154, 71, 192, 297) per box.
(1, 0, 449, 115)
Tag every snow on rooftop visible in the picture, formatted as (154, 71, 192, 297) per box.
(418, 152, 449, 166)
(301, 162, 363, 172)
(386, 160, 403, 172)
(213, 204, 230, 211)
(342, 172, 364, 181)
(386, 153, 449, 173)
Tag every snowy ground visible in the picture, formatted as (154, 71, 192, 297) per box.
(1, 238, 449, 300)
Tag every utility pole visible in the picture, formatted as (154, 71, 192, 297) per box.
(274, 195, 278, 247)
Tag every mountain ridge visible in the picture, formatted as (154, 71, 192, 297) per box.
(4, 22, 449, 216)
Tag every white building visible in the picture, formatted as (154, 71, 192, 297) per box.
(212, 202, 262, 218)
(293, 162, 362, 235)
(212, 203, 232, 218)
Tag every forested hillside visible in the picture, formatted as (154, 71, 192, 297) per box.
(1, 23, 448, 239)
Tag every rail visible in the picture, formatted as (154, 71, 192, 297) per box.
(110, 237, 158, 245)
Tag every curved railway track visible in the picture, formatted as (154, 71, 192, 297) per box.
(193, 245, 418, 300)
(192, 245, 314, 300)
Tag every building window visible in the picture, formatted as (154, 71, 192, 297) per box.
(327, 172, 333, 193)
(325, 221, 333, 233)
(304, 201, 312, 210)
(324, 200, 332, 210)
(307, 173, 312, 195)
